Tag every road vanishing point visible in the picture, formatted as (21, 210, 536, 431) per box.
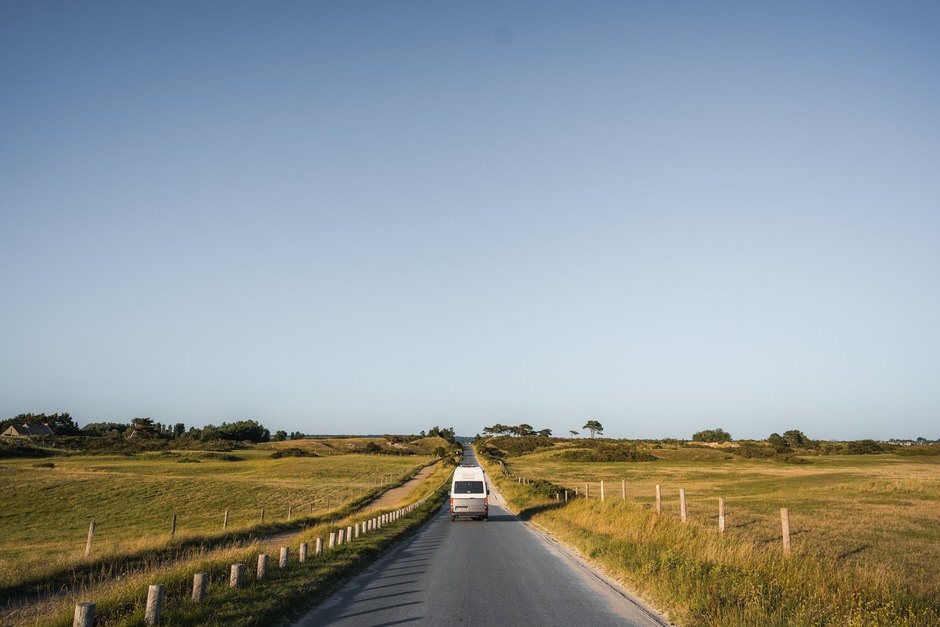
(296, 447, 669, 626)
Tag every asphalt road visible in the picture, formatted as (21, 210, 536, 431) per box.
(295, 448, 668, 627)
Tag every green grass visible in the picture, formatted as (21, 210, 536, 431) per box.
(481, 441, 940, 626)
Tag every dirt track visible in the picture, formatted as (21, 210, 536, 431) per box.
(365, 464, 439, 509)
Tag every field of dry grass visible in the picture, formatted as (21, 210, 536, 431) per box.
(0, 438, 444, 590)
(1, 437, 455, 625)
(481, 439, 940, 625)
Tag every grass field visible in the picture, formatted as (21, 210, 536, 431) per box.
(0, 439, 441, 592)
(481, 440, 940, 626)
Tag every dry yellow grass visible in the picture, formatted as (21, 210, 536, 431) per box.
(482, 442, 940, 625)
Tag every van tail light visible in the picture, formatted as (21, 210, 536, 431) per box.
(484, 497, 489, 508)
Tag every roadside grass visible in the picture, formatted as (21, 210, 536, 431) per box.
(0, 445, 436, 597)
(3, 452, 454, 625)
(33, 482, 451, 626)
(481, 444, 940, 625)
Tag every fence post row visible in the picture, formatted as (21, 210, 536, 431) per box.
(72, 488, 437, 620)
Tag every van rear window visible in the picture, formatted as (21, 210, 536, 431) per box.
(453, 481, 485, 494)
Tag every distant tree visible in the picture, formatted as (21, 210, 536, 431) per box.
(272, 430, 288, 442)
(438, 426, 457, 443)
(83, 421, 130, 436)
(783, 429, 811, 448)
(583, 420, 604, 439)
(569, 430, 579, 438)
(538, 428, 553, 438)
(516, 423, 535, 437)
(173, 423, 186, 438)
(692, 428, 731, 443)
(846, 439, 885, 455)
(46, 413, 81, 435)
(767, 432, 791, 452)
(202, 420, 270, 443)
(130, 417, 158, 439)
(289, 431, 305, 440)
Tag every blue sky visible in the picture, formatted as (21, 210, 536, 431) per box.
(2, 1, 938, 440)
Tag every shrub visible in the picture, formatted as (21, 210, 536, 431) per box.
(269, 448, 318, 459)
(845, 440, 886, 455)
(559, 444, 658, 462)
(487, 435, 555, 457)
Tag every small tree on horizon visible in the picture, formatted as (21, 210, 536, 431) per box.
(569, 430, 579, 437)
(583, 420, 604, 439)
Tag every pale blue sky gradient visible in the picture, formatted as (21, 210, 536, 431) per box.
(2, 1, 938, 439)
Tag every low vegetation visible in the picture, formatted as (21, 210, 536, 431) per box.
(0, 433, 460, 625)
(479, 437, 940, 626)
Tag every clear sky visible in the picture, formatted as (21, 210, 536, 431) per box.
(2, 1, 938, 440)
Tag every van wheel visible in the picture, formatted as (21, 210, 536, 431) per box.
(451, 516, 456, 521)
(483, 515, 489, 521)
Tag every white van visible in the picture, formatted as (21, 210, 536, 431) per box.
(450, 465, 489, 521)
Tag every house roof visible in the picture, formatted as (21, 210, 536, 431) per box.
(1, 424, 54, 436)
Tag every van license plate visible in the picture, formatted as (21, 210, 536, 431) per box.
(455, 506, 467, 511)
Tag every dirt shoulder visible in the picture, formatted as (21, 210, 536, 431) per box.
(366, 464, 440, 509)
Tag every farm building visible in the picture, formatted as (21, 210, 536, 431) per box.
(1, 424, 55, 437)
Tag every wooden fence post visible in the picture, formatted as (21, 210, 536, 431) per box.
(655, 485, 662, 514)
(192, 573, 207, 602)
(680, 489, 687, 523)
(260, 508, 265, 523)
(170, 514, 177, 536)
(279, 547, 289, 569)
(315, 537, 323, 556)
(355, 523, 360, 538)
(622, 479, 626, 500)
(73, 603, 94, 627)
(718, 498, 726, 533)
(347, 525, 353, 541)
(299, 542, 308, 563)
(328, 532, 336, 549)
(781, 508, 791, 556)
(257, 554, 268, 580)
(230, 564, 243, 588)
(84, 521, 96, 557)
(337, 529, 345, 545)
(564, 490, 568, 503)
(288, 505, 293, 521)
(145, 584, 163, 625)
(585, 483, 590, 499)
(223, 510, 229, 529)
(601, 481, 605, 501)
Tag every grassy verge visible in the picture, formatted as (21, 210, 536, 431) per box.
(0, 448, 436, 597)
(32, 462, 454, 626)
(478, 445, 940, 626)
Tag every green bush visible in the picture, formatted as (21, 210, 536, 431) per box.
(269, 447, 318, 459)
(559, 444, 658, 462)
